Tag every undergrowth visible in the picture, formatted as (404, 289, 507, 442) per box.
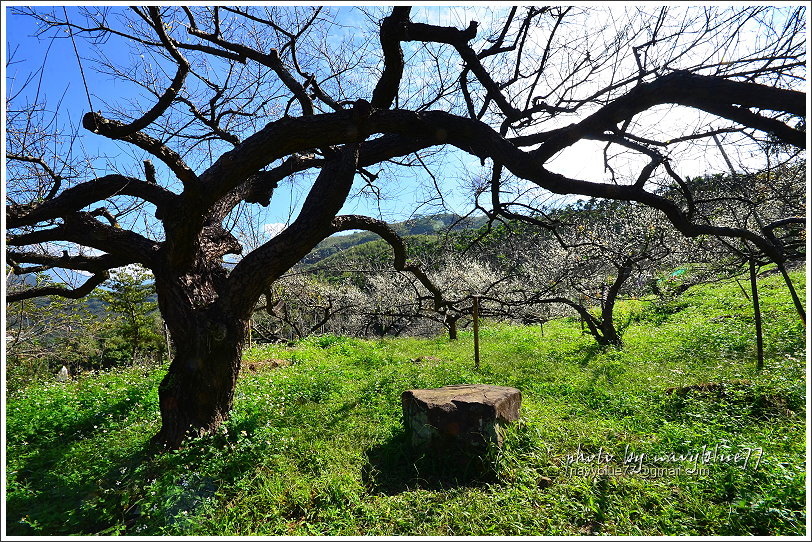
(5, 269, 806, 535)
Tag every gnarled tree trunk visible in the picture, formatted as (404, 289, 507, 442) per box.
(151, 264, 248, 449)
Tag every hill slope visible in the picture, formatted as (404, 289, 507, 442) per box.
(300, 213, 486, 265)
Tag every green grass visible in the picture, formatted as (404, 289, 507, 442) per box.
(5, 268, 806, 535)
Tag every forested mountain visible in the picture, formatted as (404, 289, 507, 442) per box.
(300, 213, 487, 265)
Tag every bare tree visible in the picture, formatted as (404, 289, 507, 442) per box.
(253, 273, 365, 342)
(5, 6, 805, 448)
(510, 202, 674, 346)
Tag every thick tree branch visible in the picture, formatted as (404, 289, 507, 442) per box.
(7, 174, 176, 229)
(396, 15, 524, 121)
(82, 113, 197, 187)
(180, 88, 801, 267)
(6, 250, 130, 275)
(6, 271, 110, 302)
(764, 216, 805, 232)
(510, 71, 805, 158)
(103, 7, 191, 135)
(697, 102, 805, 148)
(187, 27, 315, 115)
(8, 212, 161, 267)
(329, 215, 447, 311)
(227, 144, 360, 316)
(77, 8, 192, 179)
(371, 7, 411, 110)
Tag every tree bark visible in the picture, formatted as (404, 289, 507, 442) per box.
(152, 319, 247, 450)
(596, 260, 633, 348)
(150, 266, 248, 450)
(597, 321, 622, 347)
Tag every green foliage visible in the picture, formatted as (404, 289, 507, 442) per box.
(6, 369, 163, 534)
(6, 265, 168, 391)
(5, 272, 102, 390)
(302, 213, 486, 267)
(94, 265, 166, 366)
(5, 269, 805, 535)
(309, 234, 446, 285)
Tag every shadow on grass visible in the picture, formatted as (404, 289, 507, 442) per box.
(362, 428, 499, 495)
(8, 412, 257, 537)
(576, 342, 606, 367)
(6, 438, 153, 536)
(5, 382, 163, 536)
(10, 388, 152, 450)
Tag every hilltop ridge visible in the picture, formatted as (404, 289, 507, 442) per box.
(300, 213, 486, 266)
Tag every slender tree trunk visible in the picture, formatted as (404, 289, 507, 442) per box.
(595, 261, 632, 348)
(597, 321, 621, 347)
(597, 298, 621, 346)
(776, 261, 805, 326)
(552, 297, 620, 347)
(447, 315, 459, 340)
(749, 257, 764, 371)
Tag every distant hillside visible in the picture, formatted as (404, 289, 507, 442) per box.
(300, 213, 486, 266)
(7, 214, 485, 308)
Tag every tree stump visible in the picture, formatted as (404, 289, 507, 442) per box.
(401, 384, 521, 453)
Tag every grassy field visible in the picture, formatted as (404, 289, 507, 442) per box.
(5, 268, 807, 536)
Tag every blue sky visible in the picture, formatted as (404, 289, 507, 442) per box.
(5, 4, 794, 262)
(4, 5, 488, 251)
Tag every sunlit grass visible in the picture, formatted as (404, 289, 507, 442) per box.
(5, 268, 806, 535)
